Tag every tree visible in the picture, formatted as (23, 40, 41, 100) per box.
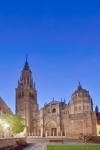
(95, 105, 99, 116)
(0, 113, 25, 134)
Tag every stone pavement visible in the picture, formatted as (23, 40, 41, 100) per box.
(23, 142, 47, 150)
(23, 137, 83, 150)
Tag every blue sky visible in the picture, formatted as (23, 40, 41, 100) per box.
(0, 0, 100, 112)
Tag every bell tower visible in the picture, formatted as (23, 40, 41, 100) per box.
(16, 59, 39, 135)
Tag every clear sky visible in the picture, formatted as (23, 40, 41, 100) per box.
(0, 0, 100, 112)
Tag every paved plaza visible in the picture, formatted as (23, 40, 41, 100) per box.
(23, 137, 82, 150)
(23, 142, 47, 150)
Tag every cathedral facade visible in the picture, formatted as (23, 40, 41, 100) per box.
(16, 60, 98, 139)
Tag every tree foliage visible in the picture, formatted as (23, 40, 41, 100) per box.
(0, 113, 25, 134)
(95, 105, 99, 115)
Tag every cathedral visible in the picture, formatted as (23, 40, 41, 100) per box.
(16, 59, 99, 139)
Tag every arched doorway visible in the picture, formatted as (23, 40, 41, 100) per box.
(45, 121, 57, 136)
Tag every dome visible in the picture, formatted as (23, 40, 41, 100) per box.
(71, 83, 92, 103)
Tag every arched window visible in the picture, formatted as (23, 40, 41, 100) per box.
(52, 108, 56, 113)
(29, 92, 34, 98)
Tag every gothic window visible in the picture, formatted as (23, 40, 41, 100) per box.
(18, 93, 21, 98)
(18, 91, 24, 98)
(29, 92, 34, 98)
(26, 77, 29, 85)
(52, 108, 56, 113)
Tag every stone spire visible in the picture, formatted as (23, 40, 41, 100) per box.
(24, 57, 30, 70)
(16, 59, 38, 135)
(77, 82, 82, 90)
(18, 59, 33, 88)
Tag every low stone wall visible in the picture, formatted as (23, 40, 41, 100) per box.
(85, 136, 100, 143)
(0, 137, 26, 149)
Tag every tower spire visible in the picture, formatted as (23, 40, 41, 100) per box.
(78, 82, 82, 90)
(16, 59, 38, 135)
(24, 55, 29, 70)
(25, 54, 28, 63)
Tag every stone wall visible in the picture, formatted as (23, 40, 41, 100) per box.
(0, 137, 26, 149)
